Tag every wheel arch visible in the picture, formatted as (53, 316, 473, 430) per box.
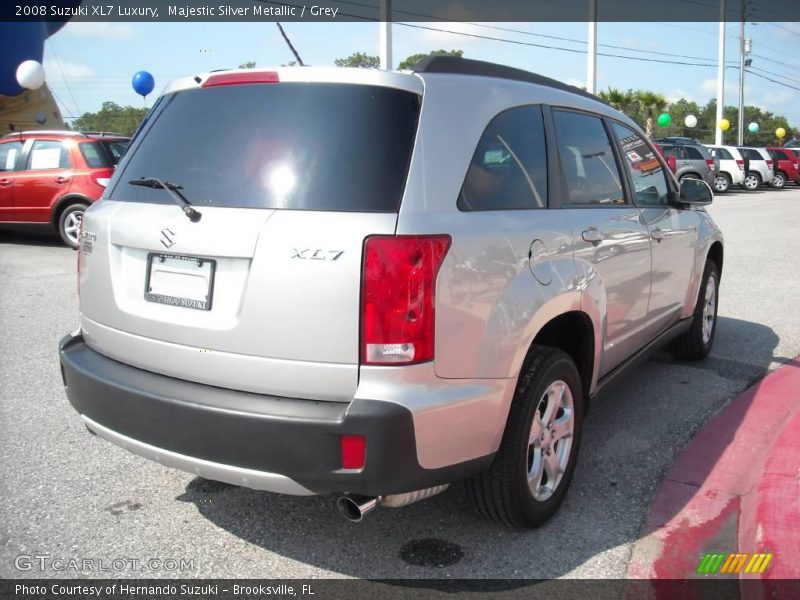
(52, 194, 92, 227)
(707, 240, 724, 277)
(522, 310, 595, 412)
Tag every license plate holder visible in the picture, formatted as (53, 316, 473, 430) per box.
(144, 253, 216, 311)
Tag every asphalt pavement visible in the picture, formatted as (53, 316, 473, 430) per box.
(1, 186, 799, 579)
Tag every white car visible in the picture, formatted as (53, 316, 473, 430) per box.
(737, 147, 775, 190)
(705, 145, 746, 193)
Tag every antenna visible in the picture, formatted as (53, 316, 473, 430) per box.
(275, 22, 305, 66)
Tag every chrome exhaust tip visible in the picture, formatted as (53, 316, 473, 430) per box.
(336, 495, 379, 522)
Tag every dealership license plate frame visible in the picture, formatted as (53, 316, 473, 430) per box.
(144, 252, 216, 311)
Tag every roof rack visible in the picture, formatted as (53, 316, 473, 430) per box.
(80, 131, 127, 137)
(411, 56, 601, 102)
(3, 130, 88, 139)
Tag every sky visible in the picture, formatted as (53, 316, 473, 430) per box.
(41, 20, 800, 127)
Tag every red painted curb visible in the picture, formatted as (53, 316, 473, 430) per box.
(628, 358, 800, 582)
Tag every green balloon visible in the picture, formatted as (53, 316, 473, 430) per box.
(657, 113, 672, 127)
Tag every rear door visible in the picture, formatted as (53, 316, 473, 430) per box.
(13, 139, 74, 222)
(0, 140, 23, 222)
(552, 109, 653, 375)
(80, 77, 421, 402)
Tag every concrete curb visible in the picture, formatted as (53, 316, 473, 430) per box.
(627, 357, 800, 581)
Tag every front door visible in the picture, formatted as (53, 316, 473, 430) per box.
(551, 109, 653, 376)
(609, 123, 698, 336)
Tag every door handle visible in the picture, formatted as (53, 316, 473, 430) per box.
(651, 228, 666, 242)
(0, 179, 11, 186)
(582, 228, 605, 243)
(55, 176, 70, 183)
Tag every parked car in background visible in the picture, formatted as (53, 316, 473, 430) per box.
(737, 147, 775, 191)
(59, 57, 724, 528)
(659, 142, 718, 187)
(653, 143, 677, 174)
(704, 145, 746, 193)
(766, 147, 800, 188)
(653, 136, 703, 146)
(783, 138, 800, 148)
(0, 130, 130, 248)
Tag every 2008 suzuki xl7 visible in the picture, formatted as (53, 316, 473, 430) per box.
(59, 57, 723, 528)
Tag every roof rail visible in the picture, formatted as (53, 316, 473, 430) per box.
(80, 131, 127, 137)
(411, 56, 601, 103)
(2, 130, 87, 139)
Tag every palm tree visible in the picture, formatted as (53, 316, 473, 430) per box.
(597, 87, 636, 116)
(634, 90, 668, 139)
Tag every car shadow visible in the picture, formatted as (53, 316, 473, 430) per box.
(175, 316, 783, 580)
(0, 228, 64, 248)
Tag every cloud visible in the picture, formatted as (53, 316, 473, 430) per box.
(665, 89, 696, 103)
(700, 77, 739, 98)
(410, 22, 487, 49)
(43, 59, 94, 79)
(63, 22, 134, 40)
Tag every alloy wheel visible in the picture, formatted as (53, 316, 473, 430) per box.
(63, 211, 83, 246)
(701, 273, 717, 344)
(527, 380, 574, 502)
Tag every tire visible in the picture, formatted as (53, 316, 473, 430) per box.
(57, 203, 88, 249)
(742, 172, 761, 191)
(770, 171, 786, 189)
(467, 346, 584, 528)
(713, 173, 731, 193)
(671, 261, 719, 360)
(679, 173, 700, 182)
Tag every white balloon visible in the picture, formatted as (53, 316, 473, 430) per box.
(685, 114, 698, 128)
(16, 60, 46, 90)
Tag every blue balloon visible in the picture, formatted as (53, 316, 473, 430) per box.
(132, 71, 155, 97)
(35, 112, 46, 125)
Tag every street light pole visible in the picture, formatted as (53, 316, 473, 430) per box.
(738, 0, 746, 146)
(379, 0, 392, 70)
(586, 0, 597, 93)
(715, 0, 726, 145)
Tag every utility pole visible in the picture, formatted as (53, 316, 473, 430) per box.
(737, 0, 746, 146)
(379, 0, 392, 70)
(715, 0, 726, 145)
(586, 0, 597, 93)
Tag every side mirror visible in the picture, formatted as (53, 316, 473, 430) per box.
(677, 177, 713, 206)
(667, 155, 677, 173)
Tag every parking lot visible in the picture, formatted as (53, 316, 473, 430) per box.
(1, 186, 799, 580)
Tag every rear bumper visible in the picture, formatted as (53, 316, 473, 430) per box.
(59, 334, 492, 496)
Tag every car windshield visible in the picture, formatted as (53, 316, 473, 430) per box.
(109, 82, 421, 212)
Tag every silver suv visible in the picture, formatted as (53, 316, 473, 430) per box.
(59, 58, 724, 528)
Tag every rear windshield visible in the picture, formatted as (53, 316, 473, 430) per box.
(101, 140, 129, 165)
(109, 83, 421, 212)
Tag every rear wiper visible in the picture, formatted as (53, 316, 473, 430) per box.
(128, 177, 201, 222)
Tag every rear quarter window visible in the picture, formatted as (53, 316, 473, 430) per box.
(79, 142, 112, 168)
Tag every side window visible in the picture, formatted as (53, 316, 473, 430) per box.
(713, 147, 732, 160)
(611, 123, 670, 207)
(79, 142, 111, 169)
(553, 110, 624, 206)
(661, 145, 678, 158)
(0, 141, 23, 172)
(685, 146, 704, 160)
(458, 105, 548, 211)
(26, 140, 72, 170)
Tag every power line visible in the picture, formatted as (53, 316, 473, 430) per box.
(43, 30, 82, 116)
(746, 69, 800, 92)
(749, 65, 800, 87)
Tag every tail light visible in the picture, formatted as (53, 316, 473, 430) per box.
(76, 215, 84, 300)
(767, 160, 774, 169)
(361, 234, 451, 365)
(705, 159, 715, 170)
(736, 160, 745, 171)
(91, 169, 113, 188)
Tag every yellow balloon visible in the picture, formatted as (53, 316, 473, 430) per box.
(719, 119, 730, 131)
(776, 127, 786, 139)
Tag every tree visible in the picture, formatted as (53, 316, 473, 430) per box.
(70, 102, 148, 137)
(334, 52, 379, 69)
(238, 61, 256, 69)
(597, 88, 636, 114)
(633, 90, 668, 139)
(281, 61, 297, 67)
(397, 49, 463, 70)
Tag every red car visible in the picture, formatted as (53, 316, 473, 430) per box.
(0, 130, 129, 248)
(766, 147, 800, 188)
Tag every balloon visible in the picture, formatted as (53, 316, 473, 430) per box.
(748, 122, 759, 133)
(0, 22, 67, 96)
(684, 115, 698, 128)
(16, 60, 45, 90)
(657, 113, 671, 127)
(132, 70, 155, 97)
(719, 119, 730, 131)
(776, 127, 786, 139)
(35, 112, 46, 125)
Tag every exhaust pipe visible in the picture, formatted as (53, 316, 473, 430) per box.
(336, 495, 379, 522)
(336, 484, 449, 522)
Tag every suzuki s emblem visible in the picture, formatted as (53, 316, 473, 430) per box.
(160, 228, 176, 249)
